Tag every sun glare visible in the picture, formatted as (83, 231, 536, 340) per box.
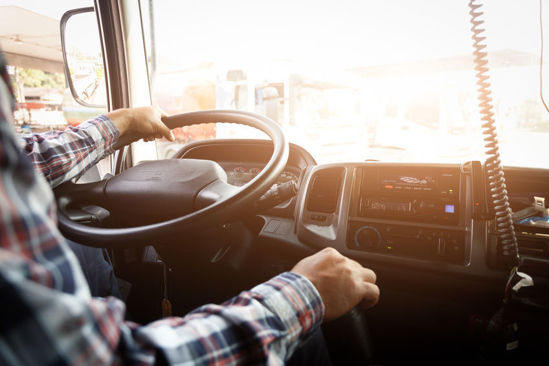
(146, 0, 549, 167)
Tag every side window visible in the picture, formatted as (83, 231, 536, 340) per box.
(1, 1, 110, 180)
(2, 2, 104, 134)
(9, 66, 68, 133)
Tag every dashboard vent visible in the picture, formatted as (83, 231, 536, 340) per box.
(307, 168, 344, 213)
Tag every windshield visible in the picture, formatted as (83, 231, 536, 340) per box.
(145, 0, 548, 168)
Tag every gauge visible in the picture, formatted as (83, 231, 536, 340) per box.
(228, 166, 255, 186)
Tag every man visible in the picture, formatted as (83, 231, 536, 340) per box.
(0, 52, 379, 365)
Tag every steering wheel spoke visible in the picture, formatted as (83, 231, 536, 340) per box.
(195, 180, 240, 211)
(56, 179, 108, 210)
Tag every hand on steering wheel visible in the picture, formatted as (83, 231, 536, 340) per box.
(107, 106, 174, 143)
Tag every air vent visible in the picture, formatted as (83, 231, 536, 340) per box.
(307, 168, 344, 213)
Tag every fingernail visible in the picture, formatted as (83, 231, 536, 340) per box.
(170, 131, 175, 141)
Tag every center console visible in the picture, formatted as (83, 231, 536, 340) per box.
(347, 166, 467, 264)
(297, 163, 471, 267)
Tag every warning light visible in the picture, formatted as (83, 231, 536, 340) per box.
(384, 185, 394, 189)
(387, 246, 393, 251)
(475, 202, 480, 206)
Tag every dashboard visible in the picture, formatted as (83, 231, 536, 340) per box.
(174, 139, 549, 281)
(120, 136, 549, 366)
(166, 139, 549, 362)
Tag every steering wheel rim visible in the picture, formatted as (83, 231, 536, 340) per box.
(57, 110, 289, 248)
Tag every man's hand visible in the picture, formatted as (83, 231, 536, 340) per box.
(107, 106, 174, 142)
(291, 247, 379, 321)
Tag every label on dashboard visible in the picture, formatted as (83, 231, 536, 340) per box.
(381, 175, 436, 192)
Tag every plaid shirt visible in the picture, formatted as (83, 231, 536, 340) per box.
(0, 82, 324, 364)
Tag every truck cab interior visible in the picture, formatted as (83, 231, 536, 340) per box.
(3, 0, 549, 364)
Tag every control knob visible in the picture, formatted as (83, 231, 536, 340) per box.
(354, 226, 381, 251)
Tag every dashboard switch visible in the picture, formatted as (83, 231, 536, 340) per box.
(437, 237, 446, 256)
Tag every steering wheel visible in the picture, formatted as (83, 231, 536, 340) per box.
(55, 110, 288, 248)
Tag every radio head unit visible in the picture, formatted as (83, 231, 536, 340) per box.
(359, 167, 461, 224)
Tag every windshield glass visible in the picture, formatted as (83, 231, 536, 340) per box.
(145, 0, 548, 168)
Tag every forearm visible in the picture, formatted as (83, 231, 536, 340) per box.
(0, 269, 323, 365)
(136, 272, 325, 364)
(21, 115, 119, 188)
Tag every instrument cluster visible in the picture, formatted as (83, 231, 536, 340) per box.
(225, 164, 300, 187)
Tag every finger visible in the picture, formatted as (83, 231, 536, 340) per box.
(360, 267, 377, 284)
(155, 121, 175, 141)
(359, 282, 380, 310)
(147, 134, 162, 141)
(347, 258, 376, 284)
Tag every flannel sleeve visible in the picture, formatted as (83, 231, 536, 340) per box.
(0, 263, 324, 365)
(20, 115, 120, 188)
(134, 272, 325, 365)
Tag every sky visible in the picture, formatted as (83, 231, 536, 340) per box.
(2, 0, 546, 68)
(150, 0, 546, 70)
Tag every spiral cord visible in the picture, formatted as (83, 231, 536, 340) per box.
(468, 0, 519, 264)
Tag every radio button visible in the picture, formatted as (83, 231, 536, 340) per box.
(437, 237, 447, 256)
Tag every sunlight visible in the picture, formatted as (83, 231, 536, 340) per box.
(4, 0, 548, 167)
(146, 0, 549, 166)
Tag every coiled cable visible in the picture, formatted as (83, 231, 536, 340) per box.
(468, 0, 519, 265)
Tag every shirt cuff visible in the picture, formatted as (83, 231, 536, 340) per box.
(79, 115, 120, 154)
(250, 272, 325, 339)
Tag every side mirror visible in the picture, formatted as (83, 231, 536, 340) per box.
(60, 7, 106, 108)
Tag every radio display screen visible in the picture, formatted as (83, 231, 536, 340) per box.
(381, 175, 436, 193)
(360, 167, 460, 224)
